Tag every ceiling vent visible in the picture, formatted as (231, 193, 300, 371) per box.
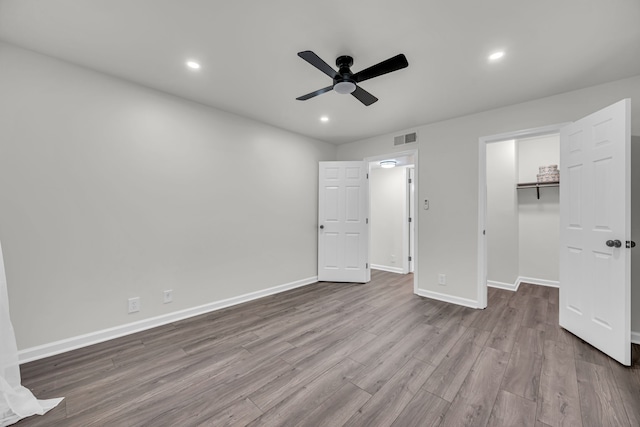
(394, 132, 417, 146)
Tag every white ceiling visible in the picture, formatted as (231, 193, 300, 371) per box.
(1, 0, 639, 144)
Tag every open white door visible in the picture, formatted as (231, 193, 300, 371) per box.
(559, 99, 631, 365)
(318, 161, 370, 283)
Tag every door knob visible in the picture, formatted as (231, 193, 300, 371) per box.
(319, 225, 324, 229)
(606, 240, 622, 248)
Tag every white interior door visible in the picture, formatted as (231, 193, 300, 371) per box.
(318, 161, 370, 283)
(559, 99, 631, 365)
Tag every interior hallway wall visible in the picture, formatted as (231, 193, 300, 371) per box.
(370, 166, 406, 273)
(632, 136, 640, 341)
(0, 43, 337, 351)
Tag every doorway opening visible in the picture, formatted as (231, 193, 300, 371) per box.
(486, 133, 561, 290)
(366, 149, 418, 293)
(478, 124, 568, 308)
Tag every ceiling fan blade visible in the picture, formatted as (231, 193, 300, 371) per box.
(298, 51, 338, 79)
(351, 85, 378, 106)
(296, 85, 334, 101)
(353, 54, 408, 83)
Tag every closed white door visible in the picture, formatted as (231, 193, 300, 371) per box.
(559, 99, 630, 365)
(318, 161, 370, 283)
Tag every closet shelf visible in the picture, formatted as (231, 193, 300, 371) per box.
(516, 181, 559, 199)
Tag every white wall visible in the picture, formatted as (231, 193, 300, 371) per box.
(0, 43, 337, 350)
(632, 136, 640, 339)
(370, 166, 406, 272)
(337, 74, 640, 331)
(486, 140, 519, 285)
(518, 135, 560, 281)
(518, 135, 560, 182)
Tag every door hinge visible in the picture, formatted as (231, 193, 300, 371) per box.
(366, 218, 369, 224)
(366, 263, 368, 269)
(408, 178, 412, 184)
(408, 256, 412, 261)
(483, 230, 486, 235)
(626, 240, 636, 248)
(366, 173, 369, 179)
(408, 217, 412, 223)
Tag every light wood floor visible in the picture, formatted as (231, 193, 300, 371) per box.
(15, 270, 640, 426)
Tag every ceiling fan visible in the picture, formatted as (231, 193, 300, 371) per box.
(296, 51, 409, 106)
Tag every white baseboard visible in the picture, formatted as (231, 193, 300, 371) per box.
(487, 280, 518, 291)
(632, 331, 640, 345)
(18, 276, 318, 364)
(371, 264, 404, 274)
(487, 277, 559, 293)
(516, 276, 559, 288)
(416, 289, 480, 309)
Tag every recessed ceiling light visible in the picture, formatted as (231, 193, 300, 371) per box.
(320, 116, 329, 123)
(186, 61, 201, 70)
(488, 51, 505, 61)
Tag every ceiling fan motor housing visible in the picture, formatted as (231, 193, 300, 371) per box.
(336, 55, 354, 70)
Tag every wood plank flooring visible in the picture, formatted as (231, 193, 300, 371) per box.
(15, 271, 640, 426)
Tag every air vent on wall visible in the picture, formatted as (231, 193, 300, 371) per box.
(393, 132, 417, 146)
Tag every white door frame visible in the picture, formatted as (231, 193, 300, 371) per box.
(408, 166, 415, 274)
(477, 124, 569, 308)
(365, 149, 419, 294)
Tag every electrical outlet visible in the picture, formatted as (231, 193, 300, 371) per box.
(128, 297, 140, 313)
(438, 274, 446, 286)
(163, 290, 173, 304)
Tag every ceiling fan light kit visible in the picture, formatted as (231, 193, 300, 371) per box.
(296, 50, 408, 106)
(334, 81, 356, 94)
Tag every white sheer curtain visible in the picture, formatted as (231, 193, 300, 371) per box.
(1, 241, 63, 426)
